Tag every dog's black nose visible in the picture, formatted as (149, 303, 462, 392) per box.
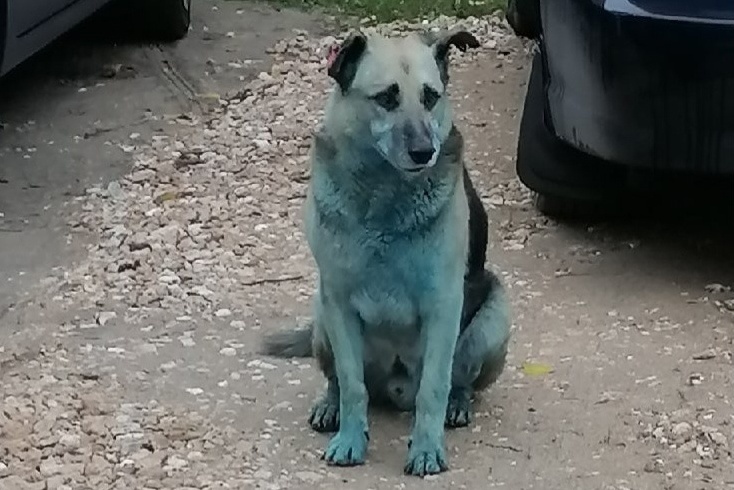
(408, 149, 435, 165)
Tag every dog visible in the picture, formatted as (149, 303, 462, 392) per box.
(262, 29, 511, 477)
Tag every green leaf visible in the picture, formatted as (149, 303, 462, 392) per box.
(521, 362, 554, 376)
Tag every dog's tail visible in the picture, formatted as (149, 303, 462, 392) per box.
(261, 323, 314, 358)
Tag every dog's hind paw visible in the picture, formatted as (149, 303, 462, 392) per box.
(323, 428, 369, 466)
(445, 389, 472, 428)
(309, 396, 340, 433)
(404, 439, 448, 476)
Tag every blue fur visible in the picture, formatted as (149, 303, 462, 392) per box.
(305, 131, 468, 473)
(260, 31, 511, 477)
(260, 129, 511, 475)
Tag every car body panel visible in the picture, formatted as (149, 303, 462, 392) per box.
(1, 0, 112, 76)
(0, 1, 7, 72)
(11, 0, 78, 36)
(608, 0, 734, 23)
(541, 0, 734, 173)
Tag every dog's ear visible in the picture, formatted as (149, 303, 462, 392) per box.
(428, 30, 480, 85)
(328, 32, 368, 94)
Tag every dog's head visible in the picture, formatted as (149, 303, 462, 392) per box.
(324, 30, 480, 174)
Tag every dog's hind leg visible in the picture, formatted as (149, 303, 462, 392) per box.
(309, 377, 340, 432)
(446, 269, 510, 428)
(309, 325, 340, 433)
(260, 321, 341, 432)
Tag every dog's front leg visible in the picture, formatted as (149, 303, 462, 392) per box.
(318, 292, 369, 466)
(405, 294, 462, 476)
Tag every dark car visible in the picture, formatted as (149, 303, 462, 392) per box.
(506, 0, 734, 217)
(1, 0, 191, 77)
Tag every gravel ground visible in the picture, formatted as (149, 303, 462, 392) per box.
(1, 6, 733, 490)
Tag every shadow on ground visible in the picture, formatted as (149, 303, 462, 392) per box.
(550, 176, 734, 289)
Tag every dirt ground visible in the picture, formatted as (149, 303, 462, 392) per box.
(1, 2, 732, 490)
(0, 0, 323, 316)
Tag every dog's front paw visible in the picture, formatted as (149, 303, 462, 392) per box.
(309, 396, 340, 433)
(323, 428, 369, 466)
(404, 436, 448, 476)
(445, 390, 472, 428)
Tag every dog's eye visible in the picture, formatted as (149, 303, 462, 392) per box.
(422, 85, 441, 110)
(371, 84, 400, 111)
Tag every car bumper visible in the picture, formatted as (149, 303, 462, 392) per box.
(542, 0, 734, 173)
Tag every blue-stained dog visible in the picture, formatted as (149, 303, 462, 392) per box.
(262, 29, 511, 476)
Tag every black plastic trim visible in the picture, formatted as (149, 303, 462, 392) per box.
(0, 0, 7, 71)
(16, 0, 85, 38)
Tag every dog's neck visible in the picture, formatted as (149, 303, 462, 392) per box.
(310, 126, 464, 234)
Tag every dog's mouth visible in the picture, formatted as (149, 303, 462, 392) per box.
(403, 166, 427, 174)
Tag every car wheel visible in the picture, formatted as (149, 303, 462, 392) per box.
(506, 0, 541, 39)
(516, 51, 626, 220)
(139, 0, 192, 41)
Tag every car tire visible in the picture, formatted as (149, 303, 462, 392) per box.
(516, 51, 626, 220)
(138, 0, 191, 41)
(506, 0, 541, 39)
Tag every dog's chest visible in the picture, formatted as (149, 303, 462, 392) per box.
(306, 163, 468, 329)
(349, 261, 420, 330)
(315, 228, 432, 321)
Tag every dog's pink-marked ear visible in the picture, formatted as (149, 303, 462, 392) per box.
(431, 30, 480, 85)
(328, 32, 368, 94)
(326, 44, 341, 69)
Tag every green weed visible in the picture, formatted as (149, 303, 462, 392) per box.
(253, 0, 505, 23)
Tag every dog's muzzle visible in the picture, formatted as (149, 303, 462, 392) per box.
(405, 123, 437, 169)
